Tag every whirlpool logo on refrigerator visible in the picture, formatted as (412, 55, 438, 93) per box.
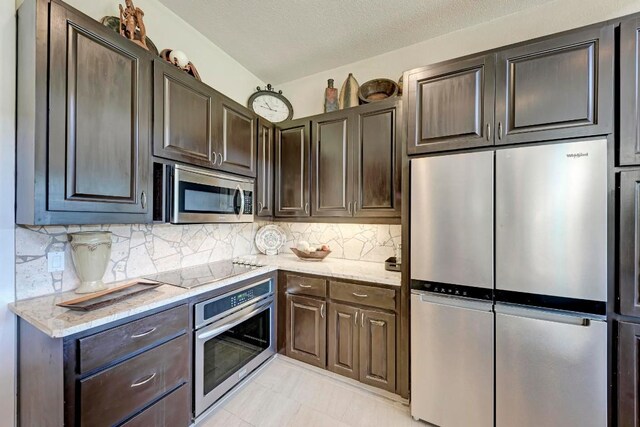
(566, 152, 589, 159)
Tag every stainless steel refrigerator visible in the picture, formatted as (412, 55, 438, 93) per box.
(410, 139, 608, 427)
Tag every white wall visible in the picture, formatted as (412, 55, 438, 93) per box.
(16, 0, 265, 105)
(1, 0, 16, 424)
(279, 0, 640, 118)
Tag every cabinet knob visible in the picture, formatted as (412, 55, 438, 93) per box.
(218, 152, 224, 166)
(320, 303, 325, 318)
(348, 201, 352, 214)
(141, 191, 147, 209)
(212, 151, 217, 163)
(486, 123, 491, 141)
(304, 203, 309, 214)
(498, 122, 503, 140)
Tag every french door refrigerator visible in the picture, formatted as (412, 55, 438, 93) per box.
(410, 139, 608, 427)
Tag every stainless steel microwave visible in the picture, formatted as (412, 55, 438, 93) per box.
(169, 164, 254, 224)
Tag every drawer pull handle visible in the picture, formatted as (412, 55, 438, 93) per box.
(354, 311, 358, 325)
(371, 320, 385, 327)
(131, 327, 157, 339)
(130, 372, 156, 388)
(352, 292, 368, 298)
(299, 284, 313, 288)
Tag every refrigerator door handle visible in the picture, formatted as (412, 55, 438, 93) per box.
(413, 291, 493, 312)
(495, 303, 601, 326)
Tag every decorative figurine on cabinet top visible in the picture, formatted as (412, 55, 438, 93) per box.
(119, 0, 148, 50)
(160, 49, 202, 81)
(339, 73, 360, 109)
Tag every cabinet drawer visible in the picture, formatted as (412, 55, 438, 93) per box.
(80, 334, 189, 427)
(329, 281, 396, 311)
(79, 305, 188, 373)
(120, 384, 190, 427)
(286, 274, 327, 298)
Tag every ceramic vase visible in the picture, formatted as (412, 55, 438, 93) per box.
(339, 73, 359, 109)
(324, 79, 339, 112)
(68, 231, 112, 294)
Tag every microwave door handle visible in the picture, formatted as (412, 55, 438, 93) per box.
(196, 298, 272, 341)
(234, 185, 245, 216)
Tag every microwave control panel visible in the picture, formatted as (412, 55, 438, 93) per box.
(243, 191, 253, 214)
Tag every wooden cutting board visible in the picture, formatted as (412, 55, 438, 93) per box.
(57, 280, 161, 311)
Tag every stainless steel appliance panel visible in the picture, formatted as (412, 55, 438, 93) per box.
(171, 164, 254, 224)
(495, 304, 607, 427)
(410, 151, 494, 288)
(496, 139, 607, 301)
(411, 292, 494, 427)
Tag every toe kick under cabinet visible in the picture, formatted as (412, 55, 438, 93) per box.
(18, 304, 191, 427)
(281, 272, 398, 393)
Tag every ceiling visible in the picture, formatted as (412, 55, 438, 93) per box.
(158, 0, 553, 85)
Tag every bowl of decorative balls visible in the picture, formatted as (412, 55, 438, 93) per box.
(290, 241, 331, 261)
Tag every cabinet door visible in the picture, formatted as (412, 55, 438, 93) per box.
(495, 25, 613, 145)
(285, 295, 326, 368)
(406, 54, 495, 154)
(275, 119, 311, 217)
(153, 59, 215, 168)
(353, 100, 401, 218)
(257, 118, 274, 217)
(311, 111, 353, 217)
(327, 303, 359, 380)
(48, 2, 150, 214)
(217, 97, 257, 177)
(620, 171, 640, 316)
(620, 321, 640, 426)
(621, 17, 640, 165)
(359, 309, 396, 392)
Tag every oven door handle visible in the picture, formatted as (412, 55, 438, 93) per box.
(196, 297, 273, 341)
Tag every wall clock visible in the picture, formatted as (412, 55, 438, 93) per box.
(248, 84, 294, 123)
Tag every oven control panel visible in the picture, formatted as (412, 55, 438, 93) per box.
(199, 279, 272, 326)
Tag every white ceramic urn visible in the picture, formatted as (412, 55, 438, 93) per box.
(67, 231, 112, 294)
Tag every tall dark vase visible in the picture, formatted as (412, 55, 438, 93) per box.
(324, 79, 339, 112)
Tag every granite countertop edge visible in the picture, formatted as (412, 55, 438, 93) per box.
(9, 255, 401, 338)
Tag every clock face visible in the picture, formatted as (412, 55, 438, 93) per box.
(251, 94, 291, 123)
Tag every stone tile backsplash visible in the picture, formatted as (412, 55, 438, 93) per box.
(15, 222, 401, 300)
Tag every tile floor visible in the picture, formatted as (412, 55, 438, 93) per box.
(198, 356, 421, 427)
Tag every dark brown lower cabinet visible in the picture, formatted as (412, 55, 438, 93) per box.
(327, 303, 397, 392)
(286, 294, 327, 368)
(18, 305, 191, 427)
(359, 309, 396, 392)
(327, 302, 360, 380)
(121, 384, 190, 427)
(619, 321, 640, 426)
(283, 273, 398, 394)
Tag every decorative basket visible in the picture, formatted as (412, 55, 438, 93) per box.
(290, 248, 331, 262)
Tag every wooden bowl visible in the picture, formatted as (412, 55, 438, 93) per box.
(290, 248, 332, 261)
(358, 79, 399, 103)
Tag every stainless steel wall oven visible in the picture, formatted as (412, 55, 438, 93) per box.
(194, 278, 275, 416)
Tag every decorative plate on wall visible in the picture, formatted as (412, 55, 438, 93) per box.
(255, 225, 287, 255)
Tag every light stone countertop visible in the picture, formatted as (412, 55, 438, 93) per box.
(9, 254, 401, 338)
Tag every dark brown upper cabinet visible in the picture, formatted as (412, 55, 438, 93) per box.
(353, 101, 401, 218)
(278, 99, 401, 221)
(275, 118, 311, 217)
(406, 54, 496, 155)
(17, 0, 153, 225)
(621, 17, 640, 165)
(311, 111, 353, 217)
(153, 58, 215, 169)
(495, 24, 613, 145)
(256, 118, 274, 217)
(620, 170, 640, 317)
(216, 96, 257, 177)
(619, 321, 640, 427)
